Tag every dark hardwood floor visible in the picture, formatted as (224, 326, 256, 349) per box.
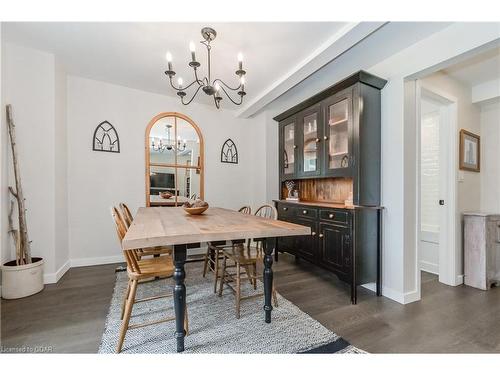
(2, 253, 499, 353)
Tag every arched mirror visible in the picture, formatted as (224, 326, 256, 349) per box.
(145, 112, 204, 206)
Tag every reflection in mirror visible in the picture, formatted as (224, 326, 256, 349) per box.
(149, 117, 177, 165)
(149, 166, 179, 206)
(177, 167, 201, 200)
(176, 118, 201, 168)
(146, 113, 204, 206)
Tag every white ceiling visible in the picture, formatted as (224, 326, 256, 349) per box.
(3, 22, 349, 110)
(443, 47, 500, 87)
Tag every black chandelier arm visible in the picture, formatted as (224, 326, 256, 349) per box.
(193, 68, 205, 86)
(212, 78, 242, 92)
(218, 85, 244, 105)
(180, 84, 204, 106)
(169, 75, 200, 92)
(213, 95, 221, 109)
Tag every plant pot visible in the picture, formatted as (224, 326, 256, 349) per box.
(1, 257, 44, 299)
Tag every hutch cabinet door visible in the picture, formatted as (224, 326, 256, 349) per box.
(279, 117, 298, 181)
(319, 222, 351, 275)
(293, 217, 318, 262)
(297, 105, 322, 178)
(322, 88, 354, 177)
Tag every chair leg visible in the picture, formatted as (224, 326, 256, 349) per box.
(252, 263, 257, 290)
(218, 256, 227, 297)
(120, 279, 131, 320)
(213, 248, 219, 293)
(184, 304, 189, 336)
(202, 246, 211, 277)
(117, 279, 137, 353)
(272, 283, 278, 308)
(242, 264, 254, 286)
(236, 262, 241, 319)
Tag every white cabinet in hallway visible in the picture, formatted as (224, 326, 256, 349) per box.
(464, 212, 500, 290)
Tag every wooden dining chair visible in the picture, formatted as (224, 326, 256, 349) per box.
(203, 205, 252, 293)
(118, 202, 173, 259)
(111, 206, 188, 353)
(218, 204, 278, 318)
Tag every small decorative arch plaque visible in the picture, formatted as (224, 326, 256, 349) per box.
(220, 138, 238, 164)
(92, 121, 120, 153)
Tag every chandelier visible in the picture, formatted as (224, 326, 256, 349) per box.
(151, 125, 187, 153)
(164, 27, 246, 109)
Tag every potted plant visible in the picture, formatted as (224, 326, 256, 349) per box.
(1, 105, 44, 299)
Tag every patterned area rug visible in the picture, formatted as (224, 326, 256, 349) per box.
(99, 265, 365, 354)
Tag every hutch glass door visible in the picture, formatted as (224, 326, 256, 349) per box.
(324, 92, 352, 175)
(281, 120, 296, 179)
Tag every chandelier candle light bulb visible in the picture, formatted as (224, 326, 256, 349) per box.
(166, 51, 173, 71)
(189, 41, 196, 62)
(178, 77, 183, 89)
(238, 52, 243, 70)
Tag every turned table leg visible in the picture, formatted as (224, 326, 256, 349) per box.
(262, 238, 275, 323)
(173, 244, 187, 352)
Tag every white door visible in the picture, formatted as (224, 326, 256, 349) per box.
(418, 85, 458, 286)
(419, 95, 443, 275)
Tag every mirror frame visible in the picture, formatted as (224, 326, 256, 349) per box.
(145, 112, 205, 206)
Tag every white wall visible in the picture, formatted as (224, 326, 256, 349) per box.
(54, 60, 69, 274)
(67, 76, 265, 266)
(0, 23, 8, 273)
(480, 100, 500, 212)
(3, 43, 58, 282)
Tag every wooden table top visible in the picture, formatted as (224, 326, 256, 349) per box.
(122, 207, 311, 250)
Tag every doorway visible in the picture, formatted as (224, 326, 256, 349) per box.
(417, 84, 458, 287)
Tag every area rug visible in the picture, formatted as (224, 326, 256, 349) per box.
(99, 265, 365, 354)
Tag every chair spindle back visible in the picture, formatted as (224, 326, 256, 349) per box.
(254, 204, 277, 220)
(110, 206, 141, 274)
(238, 206, 252, 215)
(119, 203, 134, 229)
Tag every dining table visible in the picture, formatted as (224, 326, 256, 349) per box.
(121, 206, 311, 352)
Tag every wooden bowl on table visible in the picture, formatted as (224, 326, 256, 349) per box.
(183, 205, 209, 215)
(183, 199, 209, 215)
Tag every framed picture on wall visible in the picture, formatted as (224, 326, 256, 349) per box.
(459, 129, 480, 172)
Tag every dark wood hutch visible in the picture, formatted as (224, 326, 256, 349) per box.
(273, 70, 387, 304)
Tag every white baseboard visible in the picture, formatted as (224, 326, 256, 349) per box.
(41, 255, 124, 285)
(43, 260, 71, 284)
(361, 282, 376, 292)
(419, 260, 439, 275)
(360, 283, 421, 305)
(70, 255, 124, 268)
(455, 274, 464, 285)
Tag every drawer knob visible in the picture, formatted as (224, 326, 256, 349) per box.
(319, 233, 324, 238)
(293, 145, 297, 149)
(324, 136, 328, 140)
(329, 213, 335, 219)
(302, 210, 307, 214)
(283, 207, 288, 211)
(315, 138, 320, 143)
(311, 231, 316, 236)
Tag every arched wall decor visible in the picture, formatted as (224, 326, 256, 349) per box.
(92, 120, 120, 153)
(220, 138, 238, 164)
(145, 112, 204, 207)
